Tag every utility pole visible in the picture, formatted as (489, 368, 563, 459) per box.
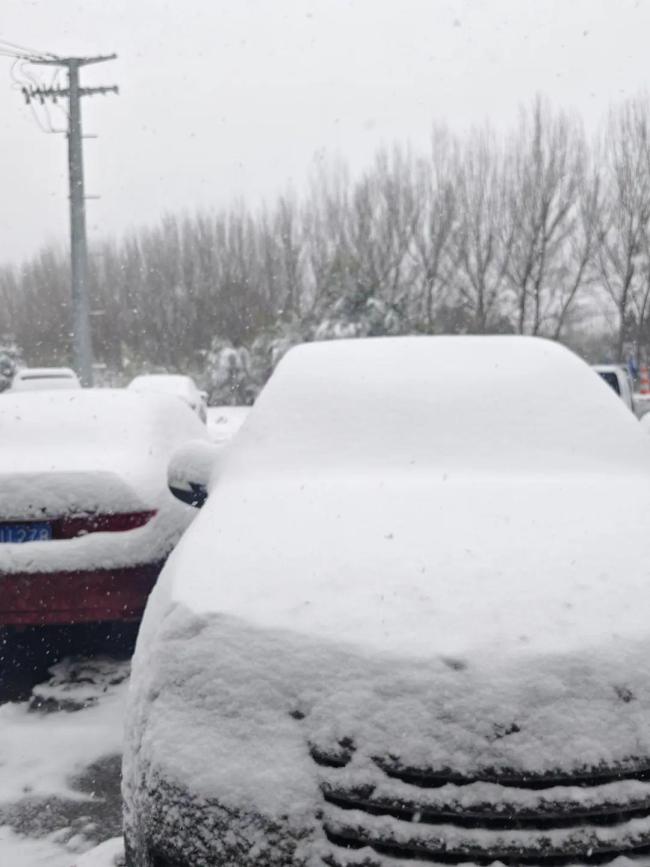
(22, 54, 117, 386)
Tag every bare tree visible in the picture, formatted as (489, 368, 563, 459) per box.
(307, 149, 419, 316)
(258, 195, 304, 320)
(550, 166, 601, 339)
(597, 96, 650, 362)
(410, 128, 460, 331)
(504, 98, 585, 335)
(3, 95, 650, 384)
(455, 128, 513, 332)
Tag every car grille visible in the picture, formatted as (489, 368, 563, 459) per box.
(311, 742, 650, 865)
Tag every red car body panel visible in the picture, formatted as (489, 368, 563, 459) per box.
(0, 562, 164, 627)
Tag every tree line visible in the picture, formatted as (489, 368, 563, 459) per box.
(2, 95, 650, 400)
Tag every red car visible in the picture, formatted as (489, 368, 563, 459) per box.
(0, 387, 207, 628)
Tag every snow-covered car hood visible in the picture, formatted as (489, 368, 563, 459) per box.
(162, 471, 650, 660)
(135, 458, 650, 783)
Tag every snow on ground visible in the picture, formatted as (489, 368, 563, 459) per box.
(73, 837, 124, 866)
(0, 828, 125, 867)
(0, 825, 77, 867)
(0, 658, 128, 866)
(0, 658, 127, 802)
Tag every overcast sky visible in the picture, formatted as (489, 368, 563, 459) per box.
(1, 0, 649, 263)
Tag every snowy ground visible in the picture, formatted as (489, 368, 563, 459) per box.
(0, 635, 128, 866)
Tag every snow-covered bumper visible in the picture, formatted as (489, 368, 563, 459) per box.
(123, 605, 650, 867)
(0, 506, 193, 627)
(0, 562, 164, 626)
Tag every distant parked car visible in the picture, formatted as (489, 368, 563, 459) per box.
(592, 363, 635, 411)
(206, 405, 249, 446)
(128, 374, 207, 422)
(10, 366, 81, 392)
(0, 388, 208, 628)
(124, 336, 650, 867)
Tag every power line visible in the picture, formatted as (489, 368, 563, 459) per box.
(0, 49, 50, 62)
(0, 37, 56, 59)
(8, 57, 60, 133)
(19, 60, 58, 132)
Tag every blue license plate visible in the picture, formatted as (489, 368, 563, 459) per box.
(0, 522, 53, 543)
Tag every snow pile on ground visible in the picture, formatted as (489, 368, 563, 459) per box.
(31, 657, 130, 712)
(0, 658, 129, 865)
(0, 658, 127, 803)
(73, 836, 124, 866)
(0, 388, 207, 574)
(0, 825, 79, 867)
(206, 405, 249, 445)
(124, 337, 650, 861)
(0, 826, 123, 867)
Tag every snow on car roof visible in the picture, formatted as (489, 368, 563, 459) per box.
(14, 366, 78, 379)
(225, 336, 646, 476)
(0, 388, 205, 516)
(128, 374, 198, 399)
(158, 336, 650, 660)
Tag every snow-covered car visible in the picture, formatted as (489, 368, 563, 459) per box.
(206, 405, 249, 446)
(0, 388, 208, 628)
(124, 336, 650, 867)
(127, 374, 208, 423)
(9, 366, 81, 392)
(593, 363, 635, 411)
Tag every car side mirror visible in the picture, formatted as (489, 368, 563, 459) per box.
(168, 440, 221, 508)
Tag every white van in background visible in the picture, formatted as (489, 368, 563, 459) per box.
(9, 367, 81, 392)
(592, 364, 635, 412)
(127, 374, 208, 422)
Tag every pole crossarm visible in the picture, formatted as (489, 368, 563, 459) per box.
(30, 53, 117, 67)
(22, 85, 118, 102)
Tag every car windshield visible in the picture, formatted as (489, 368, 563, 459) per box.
(21, 374, 73, 381)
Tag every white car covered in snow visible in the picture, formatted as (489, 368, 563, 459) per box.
(0, 388, 208, 628)
(10, 366, 81, 392)
(127, 374, 208, 423)
(592, 363, 635, 412)
(124, 336, 650, 866)
(205, 405, 249, 445)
